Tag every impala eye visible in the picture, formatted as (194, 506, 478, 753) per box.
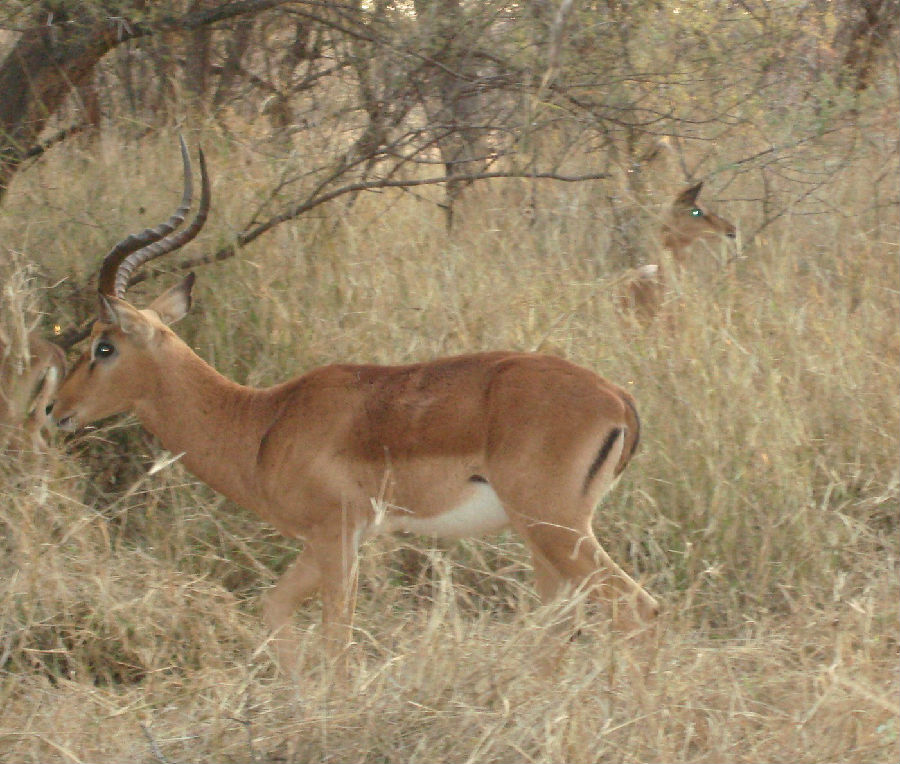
(94, 340, 116, 358)
(690, 207, 704, 217)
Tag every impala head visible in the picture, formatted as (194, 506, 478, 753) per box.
(661, 181, 736, 261)
(0, 333, 66, 450)
(50, 137, 209, 432)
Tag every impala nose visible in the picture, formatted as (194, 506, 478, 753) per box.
(45, 401, 73, 431)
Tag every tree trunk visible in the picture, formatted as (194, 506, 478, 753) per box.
(0, 0, 290, 202)
(213, 17, 255, 108)
(413, 0, 489, 229)
(834, 0, 900, 94)
(75, 76, 103, 135)
(0, 9, 124, 198)
(185, 1, 214, 106)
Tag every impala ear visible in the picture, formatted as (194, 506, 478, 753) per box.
(98, 292, 154, 342)
(675, 182, 703, 208)
(147, 272, 195, 325)
(98, 292, 119, 326)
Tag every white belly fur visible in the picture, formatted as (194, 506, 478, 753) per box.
(386, 482, 509, 539)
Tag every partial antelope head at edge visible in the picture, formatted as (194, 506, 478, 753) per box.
(1, 332, 66, 452)
(49, 138, 659, 671)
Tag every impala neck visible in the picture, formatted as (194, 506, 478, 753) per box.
(133, 340, 268, 508)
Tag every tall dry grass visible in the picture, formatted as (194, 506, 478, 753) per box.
(0, 127, 897, 763)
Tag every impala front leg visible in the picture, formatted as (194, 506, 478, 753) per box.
(263, 526, 361, 673)
(316, 530, 361, 667)
(262, 551, 322, 674)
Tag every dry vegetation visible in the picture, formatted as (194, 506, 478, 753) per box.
(0, 117, 898, 763)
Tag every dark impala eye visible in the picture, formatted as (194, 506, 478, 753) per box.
(690, 207, 704, 218)
(95, 340, 115, 358)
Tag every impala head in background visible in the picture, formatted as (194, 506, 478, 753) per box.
(621, 181, 737, 320)
(660, 181, 737, 263)
(50, 140, 658, 673)
(0, 332, 66, 451)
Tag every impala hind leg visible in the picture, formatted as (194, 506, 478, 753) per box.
(530, 548, 564, 604)
(517, 518, 659, 629)
(529, 546, 592, 637)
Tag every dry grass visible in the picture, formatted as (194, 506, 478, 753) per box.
(0, 126, 897, 763)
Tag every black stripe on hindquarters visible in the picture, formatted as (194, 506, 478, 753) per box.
(584, 427, 623, 493)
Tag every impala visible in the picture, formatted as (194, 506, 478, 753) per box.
(50, 139, 659, 667)
(620, 182, 737, 319)
(1, 331, 66, 451)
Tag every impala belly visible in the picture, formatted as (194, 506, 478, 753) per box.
(381, 481, 509, 539)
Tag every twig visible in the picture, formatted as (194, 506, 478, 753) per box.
(55, 319, 93, 350)
(22, 124, 92, 162)
(140, 723, 174, 764)
(228, 716, 259, 763)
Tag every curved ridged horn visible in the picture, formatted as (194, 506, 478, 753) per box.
(109, 147, 209, 299)
(97, 136, 210, 299)
(97, 136, 193, 297)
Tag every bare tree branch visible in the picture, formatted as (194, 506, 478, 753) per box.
(134, 168, 611, 282)
(22, 124, 92, 161)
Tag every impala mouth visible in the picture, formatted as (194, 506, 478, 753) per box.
(53, 413, 79, 432)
